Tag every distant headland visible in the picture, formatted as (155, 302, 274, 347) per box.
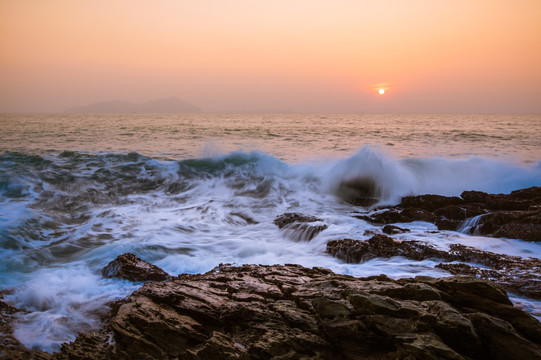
(64, 97, 202, 113)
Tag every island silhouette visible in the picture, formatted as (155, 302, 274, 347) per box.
(64, 97, 202, 113)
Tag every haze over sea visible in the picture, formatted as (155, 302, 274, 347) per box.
(1, 113, 540, 352)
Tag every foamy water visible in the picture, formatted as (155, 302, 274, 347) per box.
(1, 113, 540, 352)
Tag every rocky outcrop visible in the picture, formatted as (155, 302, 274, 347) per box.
(102, 253, 171, 282)
(274, 213, 328, 241)
(327, 234, 541, 299)
(45, 262, 541, 360)
(357, 186, 541, 241)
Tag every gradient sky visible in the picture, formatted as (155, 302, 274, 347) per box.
(1, 0, 540, 113)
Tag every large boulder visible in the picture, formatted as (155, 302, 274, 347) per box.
(101, 253, 170, 282)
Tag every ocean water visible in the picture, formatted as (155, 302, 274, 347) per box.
(1, 113, 540, 352)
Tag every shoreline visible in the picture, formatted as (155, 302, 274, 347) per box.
(3, 258, 540, 359)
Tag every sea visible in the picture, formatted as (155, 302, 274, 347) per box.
(1, 113, 540, 352)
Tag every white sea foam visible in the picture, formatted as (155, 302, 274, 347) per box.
(5, 266, 138, 352)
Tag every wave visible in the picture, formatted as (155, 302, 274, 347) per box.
(324, 147, 541, 206)
(1, 148, 540, 210)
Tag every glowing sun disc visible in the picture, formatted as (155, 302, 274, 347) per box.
(378, 88, 385, 95)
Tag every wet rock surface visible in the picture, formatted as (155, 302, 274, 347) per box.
(38, 262, 541, 360)
(357, 186, 541, 242)
(274, 213, 328, 241)
(102, 252, 171, 282)
(327, 234, 541, 299)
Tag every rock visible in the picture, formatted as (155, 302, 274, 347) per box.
(460, 190, 494, 203)
(355, 208, 437, 224)
(478, 211, 541, 241)
(52, 332, 114, 360)
(327, 235, 541, 299)
(273, 213, 322, 229)
(434, 204, 486, 220)
(400, 194, 464, 212)
(327, 235, 450, 264)
(468, 313, 541, 360)
(382, 224, 410, 235)
(48, 263, 541, 360)
(101, 253, 170, 282)
(274, 213, 328, 241)
(492, 223, 541, 242)
(359, 186, 541, 242)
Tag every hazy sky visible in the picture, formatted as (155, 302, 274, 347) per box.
(1, 0, 540, 113)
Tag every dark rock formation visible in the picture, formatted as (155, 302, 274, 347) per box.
(102, 253, 171, 282)
(357, 186, 541, 242)
(382, 224, 411, 235)
(45, 263, 541, 360)
(327, 235, 448, 263)
(400, 194, 464, 212)
(327, 235, 541, 299)
(274, 213, 328, 241)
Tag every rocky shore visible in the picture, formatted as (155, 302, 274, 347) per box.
(3, 256, 541, 359)
(327, 234, 541, 299)
(356, 186, 541, 242)
(1, 187, 540, 359)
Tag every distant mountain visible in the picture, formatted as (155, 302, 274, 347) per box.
(65, 97, 202, 113)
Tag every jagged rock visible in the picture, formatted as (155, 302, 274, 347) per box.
(327, 235, 541, 298)
(48, 263, 541, 360)
(101, 253, 170, 282)
(359, 186, 541, 242)
(273, 213, 328, 241)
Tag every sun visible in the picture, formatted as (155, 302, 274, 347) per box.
(378, 88, 385, 95)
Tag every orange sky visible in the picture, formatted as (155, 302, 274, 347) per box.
(1, 0, 540, 113)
